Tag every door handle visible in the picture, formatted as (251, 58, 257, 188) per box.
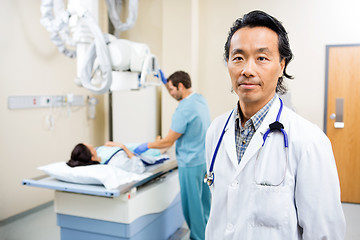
(331, 98, 344, 128)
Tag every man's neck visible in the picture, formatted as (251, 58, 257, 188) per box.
(238, 95, 275, 126)
(239, 103, 256, 127)
(182, 88, 193, 99)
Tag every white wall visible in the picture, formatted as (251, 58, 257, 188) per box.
(0, 1, 106, 220)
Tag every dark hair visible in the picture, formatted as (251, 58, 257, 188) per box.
(224, 10, 293, 94)
(66, 143, 100, 167)
(167, 71, 192, 89)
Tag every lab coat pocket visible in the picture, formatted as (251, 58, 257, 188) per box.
(250, 185, 290, 229)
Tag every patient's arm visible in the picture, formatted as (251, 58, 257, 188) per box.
(104, 141, 135, 158)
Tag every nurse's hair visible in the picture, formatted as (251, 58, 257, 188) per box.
(168, 71, 192, 89)
(66, 143, 100, 168)
(224, 10, 294, 94)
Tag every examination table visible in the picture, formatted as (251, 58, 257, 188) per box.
(22, 157, 184, 240)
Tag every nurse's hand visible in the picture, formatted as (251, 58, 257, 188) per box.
(133, 143, 149, 155)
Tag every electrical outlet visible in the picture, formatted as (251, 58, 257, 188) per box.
(40, 96, 52, 107)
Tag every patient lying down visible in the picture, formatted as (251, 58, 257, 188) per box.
(66, 141, 168, 174)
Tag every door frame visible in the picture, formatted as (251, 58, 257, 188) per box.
(323, 43, 360, 133)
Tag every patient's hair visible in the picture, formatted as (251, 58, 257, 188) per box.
(66, 143, 100, 168)
(168, 71, 192, 89)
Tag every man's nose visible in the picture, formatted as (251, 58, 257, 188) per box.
(241, 59, 255, 77)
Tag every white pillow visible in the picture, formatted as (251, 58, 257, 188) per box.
(38, 162, 151, 190)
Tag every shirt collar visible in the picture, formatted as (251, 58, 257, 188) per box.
(235, 94, 277, 131)
(184, 92, 195, 99)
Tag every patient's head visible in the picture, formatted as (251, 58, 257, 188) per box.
(67, 143, 100, 167)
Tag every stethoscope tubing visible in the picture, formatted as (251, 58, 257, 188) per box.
(206, 97, 288, 187)
(208, 109, 234, 174)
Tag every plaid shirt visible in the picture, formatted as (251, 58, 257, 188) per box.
(235, 95, 276, 163)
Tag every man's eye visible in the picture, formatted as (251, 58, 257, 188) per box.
(233, 56, 243, 61)
(258, 56, 266, 61)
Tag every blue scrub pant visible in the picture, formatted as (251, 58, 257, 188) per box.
(178, 163, 211, 240)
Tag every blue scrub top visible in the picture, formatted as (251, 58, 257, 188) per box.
(171, 93, 211, 167)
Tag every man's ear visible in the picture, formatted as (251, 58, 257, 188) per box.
(178, 82, 184, 90)
(279, 58, 286, 78)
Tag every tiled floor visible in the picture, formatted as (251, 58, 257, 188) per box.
(1, 202, 359, 240)
(0, 203, 60, 240)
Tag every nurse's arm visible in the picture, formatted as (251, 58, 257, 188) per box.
(148, 129, 181, 149)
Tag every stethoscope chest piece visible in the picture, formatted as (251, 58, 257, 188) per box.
(204, 171, 214, 186)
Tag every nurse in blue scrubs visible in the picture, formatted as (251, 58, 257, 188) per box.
(134, 70, 211, 240)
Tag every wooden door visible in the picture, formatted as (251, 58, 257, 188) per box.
(325, 45, 360, 203)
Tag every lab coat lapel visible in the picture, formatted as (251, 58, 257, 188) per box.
(223, 114, 239, 169)
(235, 97, 281, 175)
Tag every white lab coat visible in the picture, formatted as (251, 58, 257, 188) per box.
(205, 96, 346, 240)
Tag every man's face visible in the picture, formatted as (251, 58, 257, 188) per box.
(227, 26, 285, 109)
(168, 80, 183, 101)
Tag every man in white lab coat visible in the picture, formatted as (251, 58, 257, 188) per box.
(205, 10, 346, 239)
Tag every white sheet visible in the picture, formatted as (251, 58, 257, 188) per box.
(38, 162, 151, 190)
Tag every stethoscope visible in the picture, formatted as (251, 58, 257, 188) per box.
(204, 98, 289, 187)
